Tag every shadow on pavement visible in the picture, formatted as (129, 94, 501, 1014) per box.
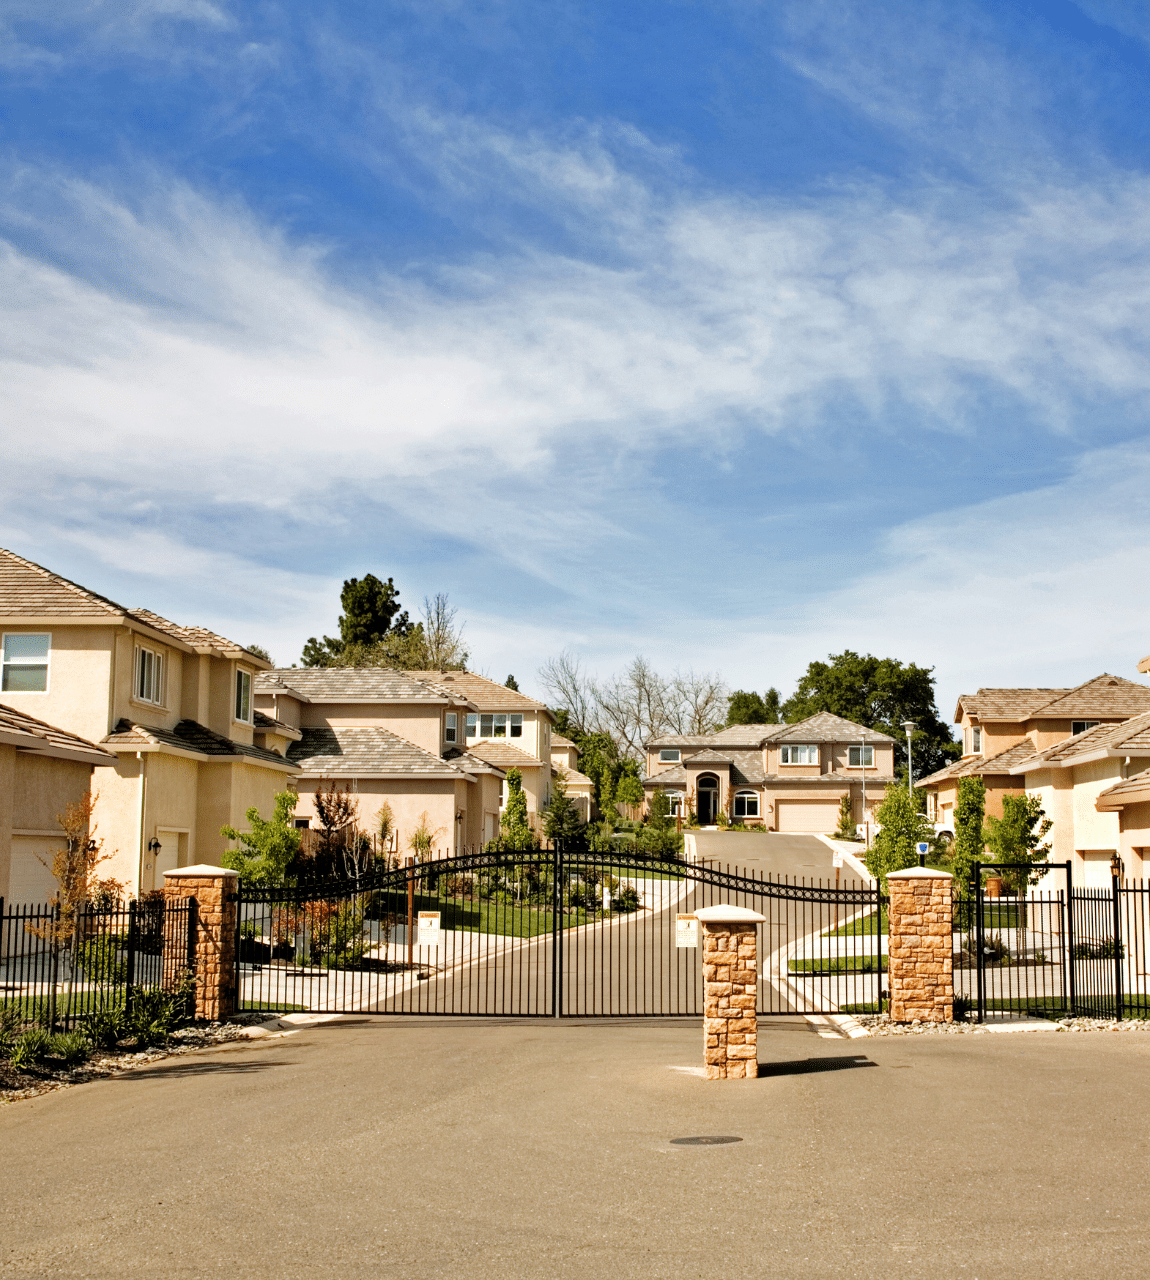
(758, 1055, 877, 1077)
(113, 1060, 295, 1080)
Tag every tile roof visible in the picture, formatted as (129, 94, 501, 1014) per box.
(560, 767, 593, 788)
(707, 724, 782, 746)
(0, 547, 128, 618)
(916, 740, 1037, 787)
(443, 748, 506, 777)
(958, 675, 1150, 722)
(464, 741, 545, 769)
(643, 765, 688, 788)
(253, 709, 301, 738)
(102, 719, 295, 768)
(684, 747, 735, 764)
(258, 668, 462, 703)
(130, 610, 268, 663)
(1096, 767, 1150, 810)
(0, 702, 117, 765)
(404, 670, 550, 712)
(289, 726, 467, 777)
(646, 734, 719, 749)
(770, 712, 896, 743)
(1010, 711, 1150, 772)
(551, 734, 577, 748)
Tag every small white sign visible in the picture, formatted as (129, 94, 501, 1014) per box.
(916, 841, 930, 855)
(832, 852, 844, 869)
(417, 911, 441, 945)
(675, 914, 699, 949)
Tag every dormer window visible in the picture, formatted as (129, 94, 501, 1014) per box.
(445, 712, 458, 744)
(1072, 721, 1099, 736)
(780, 744, 818, 765)
(134, 645, 165, 706)
(235, 668, 252, 723)
(970, 727, 982, 754)
(659, 749, 680, 763)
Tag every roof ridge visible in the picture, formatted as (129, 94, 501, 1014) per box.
(0, 546, 129, 616)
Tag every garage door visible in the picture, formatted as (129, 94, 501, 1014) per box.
(776, 801, 840, 833)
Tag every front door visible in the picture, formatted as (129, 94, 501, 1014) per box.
(148, 831, 184, 893)
(697, 782, 718, 825)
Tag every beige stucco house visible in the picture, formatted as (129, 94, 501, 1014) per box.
(255, 668, 506, 856)
(0, 703, 117, 903)
(643, 713, 895, 833)
(917, 675, 1150, 834)
(0, 548, 298, 896)
(549, 734, 593, 821)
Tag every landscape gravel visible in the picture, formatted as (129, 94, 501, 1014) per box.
(855, 1013, 1150, 1036)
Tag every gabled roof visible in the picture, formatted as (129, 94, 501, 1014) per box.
(916, 740, 1037, 788)
(405, 670, 550, 714)
(289, 726, 469, 777)
(551, 734, 577, 748)
(707, 724, 781, 747)
(253, 709, 302, 740)
(0, 703, 117, 766)
(257, 668, 469, 704)
(684, 747, 734, 765)
(771, 712, 896, 743)
(102, 719, 297, 769)
(464, 741, 544, 769)
(1009, 711, 1150, 774)
(643, 764, 688, 788)
(956, 675, 1150, 723)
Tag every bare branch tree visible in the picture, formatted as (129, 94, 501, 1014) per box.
(421, 593, 469, 670)
(667, 669, 729, 735)
(596, 656, 673, 760)
(537, 649, 598, 734)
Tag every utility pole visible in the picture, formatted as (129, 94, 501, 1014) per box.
(902, 720, 917, 800)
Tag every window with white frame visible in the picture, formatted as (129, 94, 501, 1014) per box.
(779, 744, 818, 765)
(473, 712, 523, 739)
(2, 633, 50, 693)
(659, 749, 680, 762)
(235, 668, 252, 722)
(848, 745, 874, 767)
(1072, 720, 1099, 736)
(970, 727, 982, 754)
(445, 712, 458, 743)
(134, 645, 165, 706)
(733, 790, 760, 818)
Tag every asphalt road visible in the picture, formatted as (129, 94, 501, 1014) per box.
(4, 1016, 1148, 1279)
(692, 830, 859, 882)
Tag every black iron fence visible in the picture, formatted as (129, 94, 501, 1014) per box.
(0, 896, 197, 1031)
(237, 846, 882, 1018)
(958, 862, 1150, 1022)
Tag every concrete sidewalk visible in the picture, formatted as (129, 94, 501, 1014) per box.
(2, 1016, 1148, 1279)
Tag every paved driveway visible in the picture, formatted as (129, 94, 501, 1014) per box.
(693, 830, 861, 884)
(3, 1016, 1149, 1279)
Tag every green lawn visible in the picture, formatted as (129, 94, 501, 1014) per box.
(823, 908, 888, 938)
(371, 891, 593, 939)
(790, 956, 881, 975)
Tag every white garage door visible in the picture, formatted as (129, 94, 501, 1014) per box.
(776, 801, 840, 833)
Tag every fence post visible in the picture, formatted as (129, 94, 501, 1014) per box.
(1065, 859, 1077, 1016)
(162, 866, 239, 1022)
(887, 867, 953, 1024)
(124, 900, 138, 1022)
(1113, 870, 1124, 1022)
(695, 905, 764, 1079)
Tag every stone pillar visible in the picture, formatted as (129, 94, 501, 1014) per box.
(887, 867, 953, 1023)
(163, 865, 239, 1022)
(695, 905, 765, 1079)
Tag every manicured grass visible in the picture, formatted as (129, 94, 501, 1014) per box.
(790, 956, 881, 975)
(237, 1002, 307, 1013)
(371, 891, 593, 939)
(823, 908, 888, 938)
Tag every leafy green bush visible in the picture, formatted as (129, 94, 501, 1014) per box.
(10, 1028, 52, 1070)
(127, 987, 189, 1048)
(952, 995, 972, 1022)
(85, 1005, 127, 1050)
(48, 1032, 91, 1067)
(76, 932, 128, 985)
(611, 883, 641, 913)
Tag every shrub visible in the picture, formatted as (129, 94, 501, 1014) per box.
(952, 995, 972, 1022)
(127, 986, 189, 1048)
(612, 883, 641, 913)
(85, 1006, 127, 1050)
(76, 932, 128, 985)
(48, 1032, 91, 1067)
(10, 1028, 52, 1070)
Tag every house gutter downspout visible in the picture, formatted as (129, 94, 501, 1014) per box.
(137, 751, 147, 897)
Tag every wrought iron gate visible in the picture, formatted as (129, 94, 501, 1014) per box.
(959, 861, 1150, 1022)
(236, 847, 882, 1018)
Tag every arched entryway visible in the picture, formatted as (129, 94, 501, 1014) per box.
(696, 773, 720, 825)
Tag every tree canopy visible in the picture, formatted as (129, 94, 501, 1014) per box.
(726, 688, 781, 726)
(782, 650, 958, 779)
(221, 791, 302, 887)
(865, 784, 934, 886)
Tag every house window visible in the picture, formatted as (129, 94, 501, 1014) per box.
(780, 744, 818, 765)
(1072, 721, 1099, 736)
(235, 668, 252, 722)
(134, 645, 165, 706)
(971, 727, 982, 754)
(2, 633, 49, 693)
(733, 790, 760, 818)
(445, 712, 457, 744)
(466, 714, 477, 738)
(659, 749, 680, 762)
(477, 713, 524, 739)
(848, 745, 874, 767)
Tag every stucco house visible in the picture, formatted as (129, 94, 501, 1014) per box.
(0, 703, 117, 903)
(643, 713, 895, 833)
(917, 675, 1150, 832)
(255, 668, 506, 855)
(549, 734, 594, 820)
(0, 547, 299, 896)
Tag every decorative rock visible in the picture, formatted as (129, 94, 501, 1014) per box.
(886, 868, 953, 1024)
(699, 909, 763, 1080)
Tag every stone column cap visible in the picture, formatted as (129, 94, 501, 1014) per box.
(163, 864, 239, 879)
(887, 866, 953, 880)
(694, 904, 766, 924)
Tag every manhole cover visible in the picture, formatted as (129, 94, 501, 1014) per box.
(670, 1136, 742, 1146)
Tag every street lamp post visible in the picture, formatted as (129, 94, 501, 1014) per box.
(901, 720, 917, 799)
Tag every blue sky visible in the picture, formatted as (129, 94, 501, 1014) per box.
(4, 0, 1150, 717)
